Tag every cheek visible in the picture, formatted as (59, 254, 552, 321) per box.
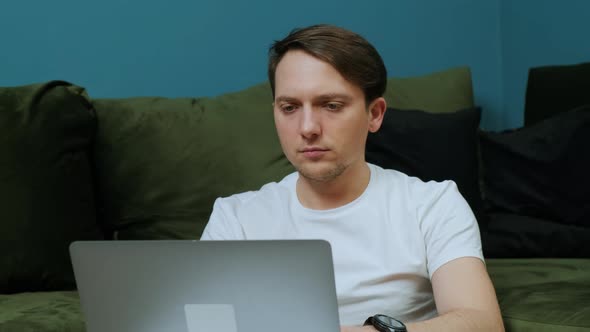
(275, 120, 290, 136)
(336, 115, 369, 139)
(274, 120, 296, 147)
(337, 120, 370, 155)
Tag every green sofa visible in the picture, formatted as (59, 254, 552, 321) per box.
(1, 67, 589, 331)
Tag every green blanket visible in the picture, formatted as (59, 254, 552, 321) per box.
(487, 258, 590, 331)
(1, 259, 589, 332)
(0, 291, 84, 332)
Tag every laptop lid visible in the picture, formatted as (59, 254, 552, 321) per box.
(70, 240, 340, 332)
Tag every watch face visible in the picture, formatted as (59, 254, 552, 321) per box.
(375, 314, 405, 328)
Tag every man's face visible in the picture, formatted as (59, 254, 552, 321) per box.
(273, 50, 381, 182)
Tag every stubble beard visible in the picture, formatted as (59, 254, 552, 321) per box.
(296, 162, 348, 183)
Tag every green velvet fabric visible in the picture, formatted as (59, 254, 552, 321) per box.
(384, 66, 475, 113)
(0, 291, 84, 332)
(1, 259, 587, 331)
(91, 82, 294, 239)
(0, 81, 103, 293)
(487, 258, 590, 331)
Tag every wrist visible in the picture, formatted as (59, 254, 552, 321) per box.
(364, 314, 407, 332)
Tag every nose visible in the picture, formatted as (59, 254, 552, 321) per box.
(299, 106, 321, 139)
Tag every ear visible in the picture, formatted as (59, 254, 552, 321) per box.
(367, 97, 387, 133)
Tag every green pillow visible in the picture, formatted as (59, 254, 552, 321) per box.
(385, 66, 474, 112)
(0, 81, 103, 293)
(92, 82, 294, 240)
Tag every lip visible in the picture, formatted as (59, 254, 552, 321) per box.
(300, 147, 329, 159)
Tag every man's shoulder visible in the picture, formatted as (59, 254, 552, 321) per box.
(369, 163, 456, 195)
(369, 163, 466, 219)
(216, 171, 297, 209)
(207, 172, 298, 238)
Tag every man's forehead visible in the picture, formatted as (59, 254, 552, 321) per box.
(274, 50, 365, 101)
(275, 49, 339, 76)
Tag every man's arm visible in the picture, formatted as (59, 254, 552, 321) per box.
(404, 256, 504, 331)
(341, 257, 504, 332)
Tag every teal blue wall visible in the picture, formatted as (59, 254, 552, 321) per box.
(500, 0, 590, 128)
(1, 1, 588, 130)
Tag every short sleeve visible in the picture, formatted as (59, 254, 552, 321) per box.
(416, 180, 483, 279)
(200, 196, 247, 240)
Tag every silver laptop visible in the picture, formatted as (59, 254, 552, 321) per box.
(70, 240, 340, 332)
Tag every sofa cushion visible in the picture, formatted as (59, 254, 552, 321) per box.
(0, 291, 84, 332)
(482, 213, 590, 258)
(480, 105, 590, 227)
(0, 81, 103, 293)
(525, 61, 590, 126)
(92, 83, 294, 239)
(384, 66, 474, 112)
(366, 107, 485, 226)
(487, 258, 590, 332)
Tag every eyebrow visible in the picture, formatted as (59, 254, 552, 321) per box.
(275, 93, 353, 104)
(275, 96, 299, 104)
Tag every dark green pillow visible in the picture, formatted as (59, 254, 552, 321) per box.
(0, 81, 103, 293)
(385, 66, 474, 113)
(92, 82, 294, 240)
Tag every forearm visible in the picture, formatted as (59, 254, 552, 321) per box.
(406, 308, 504, 332)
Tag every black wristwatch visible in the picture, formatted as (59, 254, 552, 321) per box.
(364, 314, 407, 332)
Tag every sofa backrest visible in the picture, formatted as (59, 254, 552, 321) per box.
(90, 66, 476, 240)
(91, 83, 293, 239)
(0, 66, 477, 291)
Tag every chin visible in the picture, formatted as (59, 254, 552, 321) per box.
(296, 162, 347, 182)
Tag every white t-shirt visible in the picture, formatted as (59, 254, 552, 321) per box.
(201, 163, 483, 326)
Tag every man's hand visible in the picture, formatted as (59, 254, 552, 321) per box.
(341, 326, 377, 332)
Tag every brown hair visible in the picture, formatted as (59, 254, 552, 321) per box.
(268, 24, 387, 104)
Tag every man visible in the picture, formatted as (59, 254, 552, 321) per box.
(201, 24, 504, 332)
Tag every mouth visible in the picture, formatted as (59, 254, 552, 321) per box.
(299, 147, 329, 159)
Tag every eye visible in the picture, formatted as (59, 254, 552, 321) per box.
(279, 104, 298, 113)
(324, 102, 343, 111)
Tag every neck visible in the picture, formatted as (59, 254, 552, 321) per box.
(296, 162, 371, 210)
